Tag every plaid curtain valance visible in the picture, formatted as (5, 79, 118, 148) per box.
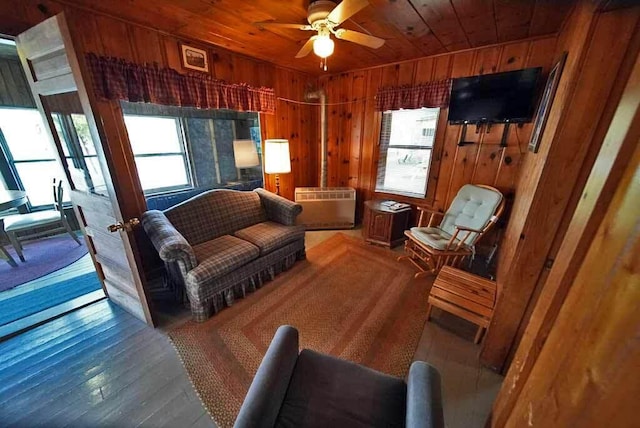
(85, 53, 276, 114)
(375, 79, 452, 111)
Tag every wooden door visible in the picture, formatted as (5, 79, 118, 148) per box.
(15, 15, 154, 325)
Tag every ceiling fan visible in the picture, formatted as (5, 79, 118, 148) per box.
(255, 0, 385, 70)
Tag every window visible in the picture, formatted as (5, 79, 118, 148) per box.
(0, 108, 67, 207)
(123, 115, 191, 194)
(375, 108, 439, 198)
(51, 112, 107, 196)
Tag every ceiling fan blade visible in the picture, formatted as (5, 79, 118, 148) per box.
(255, 22, 313, 31)
(335, 29, 385, 49)
(295, 36, 317, 58)
(327, 0, 370, 25)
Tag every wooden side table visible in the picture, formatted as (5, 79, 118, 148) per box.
(362, 200, 411, 248)
(427, 265, 498, 344)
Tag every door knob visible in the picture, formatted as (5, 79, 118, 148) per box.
(108, 218, 140, 233)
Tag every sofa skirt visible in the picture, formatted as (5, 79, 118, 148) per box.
(166, 239, 306, 322)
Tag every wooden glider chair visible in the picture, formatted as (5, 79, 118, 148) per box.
(398, 184, 504, 278)
(3, 179, 81, 262)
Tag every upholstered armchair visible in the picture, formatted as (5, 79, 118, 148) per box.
(235, 325, 444, 428)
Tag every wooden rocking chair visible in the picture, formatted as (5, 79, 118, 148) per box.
(398, 184, 504, 278)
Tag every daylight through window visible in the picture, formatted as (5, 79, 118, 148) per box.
(375, 108, 439, 198)
(123, 115, 192, 194)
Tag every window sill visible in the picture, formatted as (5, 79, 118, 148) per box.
(143, 185, 194, 197)
(373, 190, 433, 207)
(375, 188, 426, 199)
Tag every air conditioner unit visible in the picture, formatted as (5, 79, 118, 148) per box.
(295, 187, 356, 230)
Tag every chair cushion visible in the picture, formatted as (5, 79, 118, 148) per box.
(440, 184, 503, 242)
(275, 349, 406, 428)
(234, 222, 305, 256)
(188, 235, 259, 282)
(3, 210, 61, 231)
(410, 226, 466, 251)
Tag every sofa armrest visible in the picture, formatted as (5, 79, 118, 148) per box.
(406, 361, 444, 428)
(254, 188, 302, 226)
(235, 325, 300, 428)
(141, 210, 197, 271)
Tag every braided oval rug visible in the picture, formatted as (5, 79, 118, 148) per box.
(169, 233, 428, 427)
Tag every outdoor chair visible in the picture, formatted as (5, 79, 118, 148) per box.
(398, 184, 504, 278)
(3, 179, 81, 262)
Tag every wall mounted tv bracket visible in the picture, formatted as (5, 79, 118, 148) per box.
(457, 120, 512, 148)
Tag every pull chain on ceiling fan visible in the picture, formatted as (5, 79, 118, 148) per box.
(255, 0, 385, 71)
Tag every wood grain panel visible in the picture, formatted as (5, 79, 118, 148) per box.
(494, 0, 535, 42)
(409, 0, 471, 51)
(451, 0, 498, 47)
(319, 36, 557, 233)
(504, 127, 640, 428)
(481, 3, 640, 373)
(2, 0, 575, 75)
(491, 34, 640, 427)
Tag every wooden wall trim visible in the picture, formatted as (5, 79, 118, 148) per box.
(480, 3, 640, 372)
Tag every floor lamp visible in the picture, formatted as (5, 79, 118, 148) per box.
(264, 139, 291, 195)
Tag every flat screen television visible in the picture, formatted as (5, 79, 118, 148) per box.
(448, 67, 542, 124)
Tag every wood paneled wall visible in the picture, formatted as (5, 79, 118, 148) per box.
(500, 126, 640, 428)
(481, 3, 640, 372)
(490, 31, 640, 428)
(3, 0, 318, 203)
(317, 36, 557, 222)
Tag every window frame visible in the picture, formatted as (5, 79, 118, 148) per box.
(0, 107, 69, 211)
(123, 114, 194, 196)
(374, 108, 440, 200)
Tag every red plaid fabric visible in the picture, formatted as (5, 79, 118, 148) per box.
(85, 53, 276, 114)
(375, 78, 452, 111)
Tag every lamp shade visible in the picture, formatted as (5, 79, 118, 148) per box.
(233, 140, 260, 168)
(264, 139, 291, 174)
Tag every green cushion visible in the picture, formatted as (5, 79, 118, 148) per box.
(410, 227, 463, 251)
(439, 185, 502, 243)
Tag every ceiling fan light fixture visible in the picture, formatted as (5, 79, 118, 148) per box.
(313, 35, 334, 58)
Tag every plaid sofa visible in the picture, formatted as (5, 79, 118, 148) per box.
(142, 188, 305, 322)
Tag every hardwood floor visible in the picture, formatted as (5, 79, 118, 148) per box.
(0, 300, 214, 427)
(0, 229, 501, 427)
(0, 253, 104, 339)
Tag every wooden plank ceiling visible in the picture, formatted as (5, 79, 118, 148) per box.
(52, 0, 574, 74)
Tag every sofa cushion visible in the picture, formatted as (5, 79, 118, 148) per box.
(188, 235, 260, 282)
(275, 349, 406, 428)
(164, 189, 267, 246)
(234, 222, 305, 256)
